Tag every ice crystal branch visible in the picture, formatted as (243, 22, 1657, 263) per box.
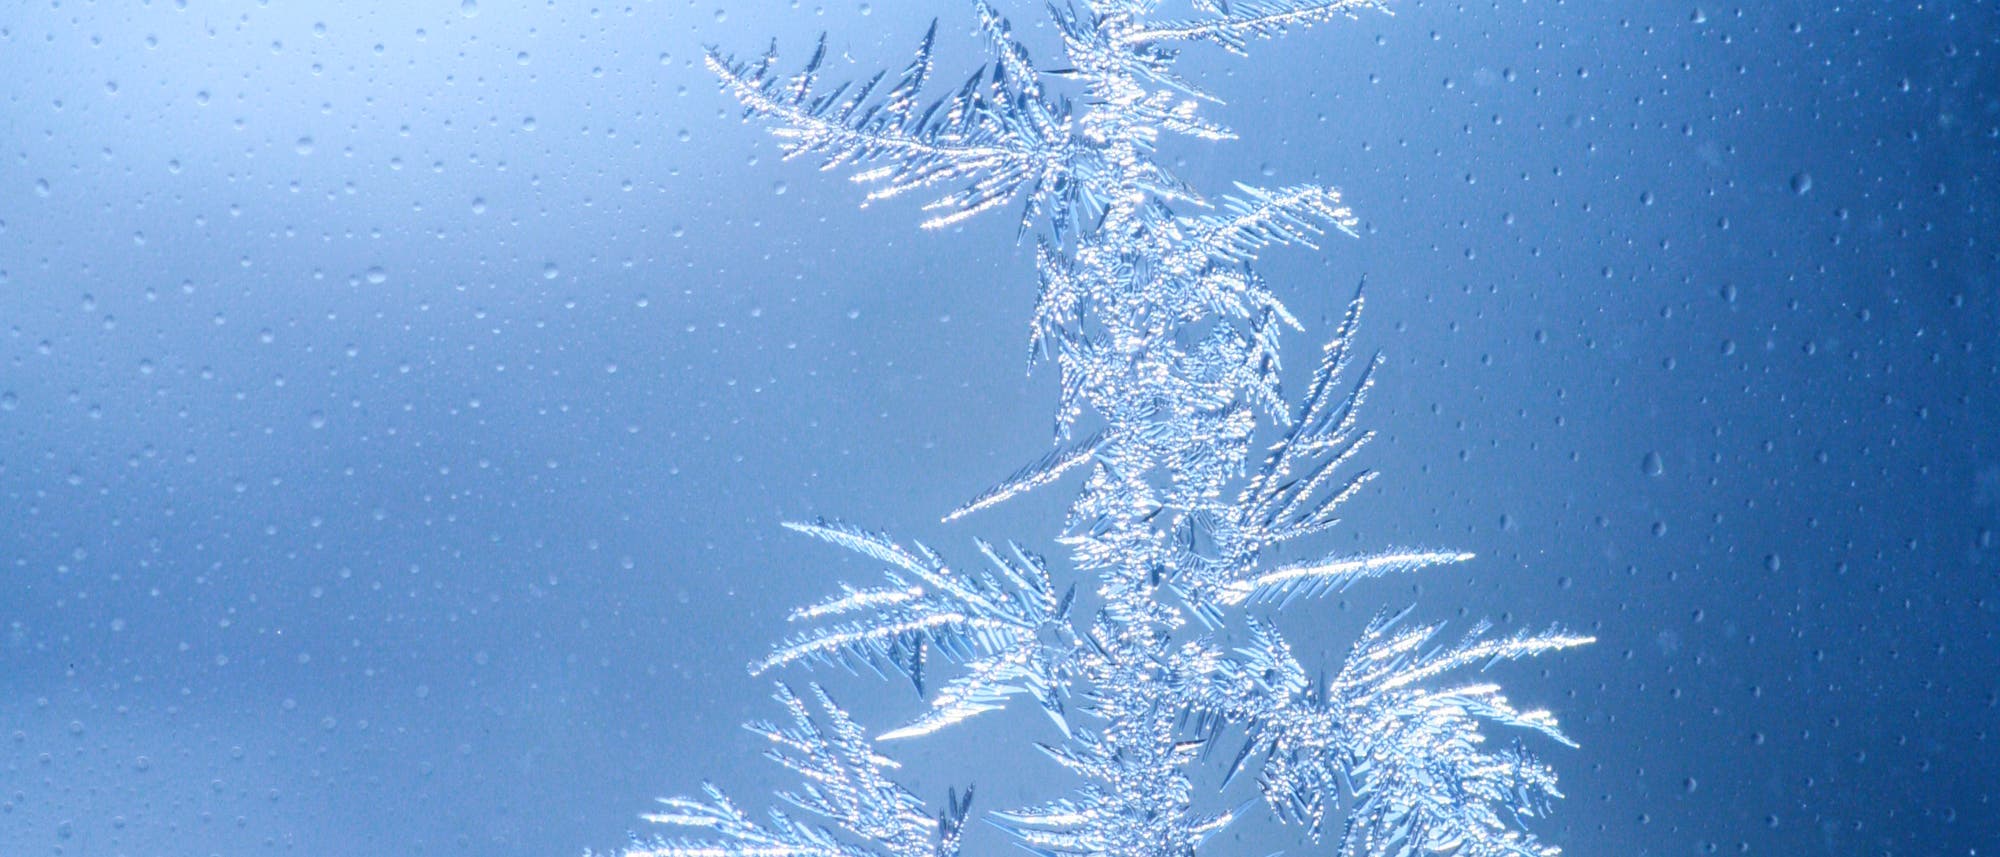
(703, 10, 1074, 232)
(1121, 0, 1389, 53)
(626, 684, 973, 857)
(624, 3, 1591, 857)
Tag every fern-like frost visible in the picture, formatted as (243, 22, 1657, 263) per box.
(627, 3, 1593, 857)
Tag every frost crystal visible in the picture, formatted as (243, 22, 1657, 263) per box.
(620, 3, 1592, 857)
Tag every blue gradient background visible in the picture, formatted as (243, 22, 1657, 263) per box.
(2, 2, 1995, 855)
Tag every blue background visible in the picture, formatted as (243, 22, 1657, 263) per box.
(2, 1, 1996, 855)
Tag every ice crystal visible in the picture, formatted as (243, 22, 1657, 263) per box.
(617, 3, 1592, 857)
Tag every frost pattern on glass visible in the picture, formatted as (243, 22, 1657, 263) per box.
(618, 3, 1591, 857)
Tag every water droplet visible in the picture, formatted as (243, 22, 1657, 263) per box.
(1789, 171, 1812, 194)
(460, 0, 478, 16)
(365, 267, 387, 284)
(295, 136, 314, 155)
(1641, 451, 1664, 477)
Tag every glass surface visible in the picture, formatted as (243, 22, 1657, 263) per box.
(1, 2, 1994, 855)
